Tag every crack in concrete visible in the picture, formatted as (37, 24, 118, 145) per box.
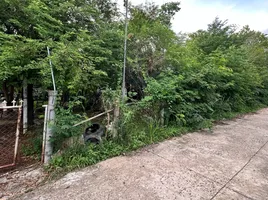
(185, 167, 222, 185)
(227, 187, 257, 200)
(147, 148, 223, 187)
(146, 122, 268, 200)
(210, 139, 268, 200)
(145, 149, 173, 163)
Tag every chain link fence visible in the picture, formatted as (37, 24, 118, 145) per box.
(0, 106, 22, 169)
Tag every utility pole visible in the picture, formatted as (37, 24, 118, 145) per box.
(122, 0, 129, 100)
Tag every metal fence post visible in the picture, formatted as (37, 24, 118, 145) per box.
(41, 105, 48, 163)
(14, 106, 22, 163)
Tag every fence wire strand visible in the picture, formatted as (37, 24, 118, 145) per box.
(0, 107, 21, 168)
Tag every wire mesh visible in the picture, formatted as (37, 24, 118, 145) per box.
(0, 107, 21, 168)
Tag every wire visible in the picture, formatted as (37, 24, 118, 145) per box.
(47, 47, 56, 92)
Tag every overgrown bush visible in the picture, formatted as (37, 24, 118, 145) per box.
(21, 134, 42, 160)
(52, 101, 89, 151)
(47, 17, 268, 175)
(48, 118, 187, 173)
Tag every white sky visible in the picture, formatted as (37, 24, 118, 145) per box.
(115, 0, 268, 34)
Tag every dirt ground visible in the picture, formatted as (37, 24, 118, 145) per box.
(0, 133, 44, 200)
(0, 164, 45, 200)
(2, 108, 268, 200)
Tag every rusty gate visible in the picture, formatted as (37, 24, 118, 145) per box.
(0, 101, 22, 169)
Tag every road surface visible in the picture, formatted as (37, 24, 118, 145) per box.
(14, 109, 268, 200)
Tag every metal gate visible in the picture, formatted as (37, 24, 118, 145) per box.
(0, 101, 22, 169)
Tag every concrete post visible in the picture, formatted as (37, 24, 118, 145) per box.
(44, 90, 57, 164)
(12, 99, 16, 106)
(2, 100, 7, 111)
(23, 79, 28, 134)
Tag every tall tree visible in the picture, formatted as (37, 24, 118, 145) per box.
(0, 0, 122, 113)
(127, 2, 180, 76)
(189, 17, 236, 55)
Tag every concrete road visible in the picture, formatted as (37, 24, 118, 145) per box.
(15, 109, 268, 200)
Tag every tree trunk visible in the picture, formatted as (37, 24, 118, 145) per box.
(2, 81, 14, 106)
(61, 90, 69, 108)
(27, 84, 34, 125)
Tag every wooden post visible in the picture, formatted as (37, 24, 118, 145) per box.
(107, 112, 110, 127)
(111, 101, 120, 138)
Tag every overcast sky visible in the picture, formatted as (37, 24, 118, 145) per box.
(116, 0, 268, 34)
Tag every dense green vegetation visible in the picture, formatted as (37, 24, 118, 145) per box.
(1, 0, 268, 173)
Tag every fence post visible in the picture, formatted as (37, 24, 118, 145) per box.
(111, 100, 120, 138)
(2, 100, 7, 111)
(14, 106, 22, 164)
(23, 79, 28, 134)
(44, 90, 57, 164)
(12, 99, 16, 106)
(41, 105, 48, 163)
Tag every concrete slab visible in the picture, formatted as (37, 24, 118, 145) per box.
(130, 151, 222, 200)
(11, 108, 268, 200)
(227, 143, 268, 200)
(148, 123, 268, 185)
(147, 139, 243, 184)
(240, 111, 268, 130)
(213, 188, 252, 200)
(18, 151, 222, 200)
